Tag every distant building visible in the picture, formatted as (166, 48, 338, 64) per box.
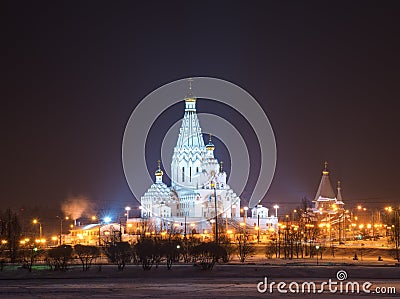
(250, 205, 278, 231)
(66, 223, 124, 246)
(312, 162, 344, 215)
(310, 162, 348, 242)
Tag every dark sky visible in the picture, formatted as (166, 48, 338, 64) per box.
(2, 1, 400, 217)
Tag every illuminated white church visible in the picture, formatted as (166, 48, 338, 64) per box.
(140, 84, 241, 229)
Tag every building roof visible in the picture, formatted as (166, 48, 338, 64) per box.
(314, 162, 336, 201)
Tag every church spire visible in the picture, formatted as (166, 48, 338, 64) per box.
(171, 79, 206, 188)
(323, 161, 329, 175)
(185, 78, 196, 111)
(337, 180, 343, 202)
(187, 78, 194, 98)
(314, 161, 336, 201)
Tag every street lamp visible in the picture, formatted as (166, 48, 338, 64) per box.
(56, 216, 68, 245)
(98, 216, 112, 246)
(273, 205, 279, 218)
(243, 206, 248, 225)
(125, 206, 131, 221)
(315, 245, 320, 265)
(211, 181, 218, 244)
(32, 219, 42, 240)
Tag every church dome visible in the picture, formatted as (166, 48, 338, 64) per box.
(206, 142, 215, 151)
(155, 160, 163, 176)
(206, 134, 215, 151)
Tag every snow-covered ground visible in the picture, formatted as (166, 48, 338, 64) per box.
(0, 264, 398, 298)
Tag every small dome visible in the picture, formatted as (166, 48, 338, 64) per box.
(206, 134, 215, 150)
(155, 160, 163, 176)
(206, 142, 215, 151)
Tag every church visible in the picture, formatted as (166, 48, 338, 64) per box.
(140, 83, 242, 232)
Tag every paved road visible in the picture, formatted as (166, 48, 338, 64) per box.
(0, 265, 399, 298)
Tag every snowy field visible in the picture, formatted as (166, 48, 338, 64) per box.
(0, 264, 399, 298)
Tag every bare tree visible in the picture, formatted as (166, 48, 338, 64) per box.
(19, 245, 44, 272)
(74, 245, 99, 271)
(104, 242, 132, 271)
(135, 237, 156, 270)
(388, 209, 400, 261)
(162, 239, 180, 270)
(0, 209, 22, 262)
(191, 242, 227, 270)
(47, 245, 73, 271)
(236, 235, 255, 263)
(219, 235, 235, 262)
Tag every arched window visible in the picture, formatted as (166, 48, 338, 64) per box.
(182, 167, 185, 182)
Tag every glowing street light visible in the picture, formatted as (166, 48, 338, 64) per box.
(125, 206, 131, 221)
(32, 219, 42, 240)
(51, 236, 58, 245)
(210, 180, 219, 244)
(103, 216, 112, 224)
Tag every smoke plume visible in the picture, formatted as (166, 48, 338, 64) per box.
(61, 195, 94, 220)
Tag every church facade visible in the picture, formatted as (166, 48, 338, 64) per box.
(140, 85, 241, 231)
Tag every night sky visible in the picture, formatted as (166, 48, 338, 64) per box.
(3, 1, 400, 220)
